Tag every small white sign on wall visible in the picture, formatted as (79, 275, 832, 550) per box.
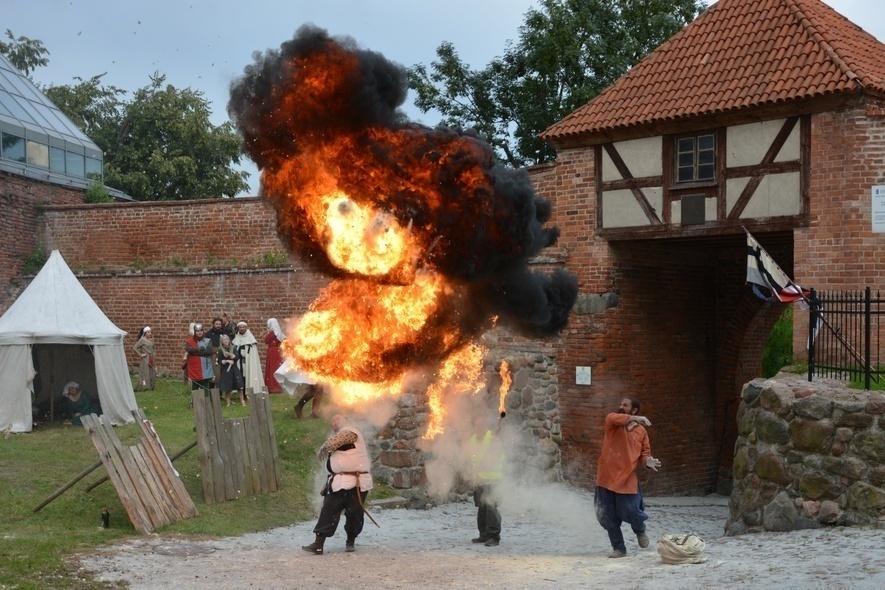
(576, 366, 592, 385)
(874, 185, 885, 233)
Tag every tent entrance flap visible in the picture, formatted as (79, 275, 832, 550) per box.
(32, 344, 98, 422)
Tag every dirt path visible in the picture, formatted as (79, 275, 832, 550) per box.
(80, 489, 885, 589)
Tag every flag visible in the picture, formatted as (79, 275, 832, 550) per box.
(746, 231, 808, 303)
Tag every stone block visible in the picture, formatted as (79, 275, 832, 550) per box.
(755, 452, 791, 485)
(793, 397, 833, 420)
(818, 500, 841, 524)
(756, 412, 791, 444)
(847, 481, 885, 513)
(762, 491, 799, 531)
(742, 381, 763, 406)
(820, 456, 867, 481)
(833, 409, 873, 429)
(852, 430, 885, 463)
(789, 419, 834, 453)
(760, 382, 795, 416)
(798, 472, 843, 500)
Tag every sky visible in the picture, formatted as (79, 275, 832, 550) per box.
(5, 0, 884, 197)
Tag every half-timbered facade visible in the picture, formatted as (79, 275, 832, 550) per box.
(533, 0, 885, 494)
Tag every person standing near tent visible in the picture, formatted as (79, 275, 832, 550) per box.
(232, 321, 263, 395)
(264, 318, 284, 393)
(133, 327, 156, 391)
(62, 382, 101, 425)
(185, 323, 214, 395)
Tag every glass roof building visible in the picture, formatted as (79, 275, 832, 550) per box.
(0, 52, 121, 194)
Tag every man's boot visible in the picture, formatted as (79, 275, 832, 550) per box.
(345, 536, 355, 552)
(294, 398, 306, 419)
(302, 534, 325, 555)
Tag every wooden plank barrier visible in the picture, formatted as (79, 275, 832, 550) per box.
(192, 389, 283, 504)
(81, 410, 198, 533)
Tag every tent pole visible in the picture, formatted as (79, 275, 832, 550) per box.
(31, 459, 103, 513)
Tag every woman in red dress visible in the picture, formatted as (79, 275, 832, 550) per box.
(264, 318, 284, 393)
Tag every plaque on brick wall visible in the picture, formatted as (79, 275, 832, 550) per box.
(874, 185, 885, 233)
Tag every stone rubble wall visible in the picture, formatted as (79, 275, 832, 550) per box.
(727, 373, 885, 535)
(367, 352, 562, 507)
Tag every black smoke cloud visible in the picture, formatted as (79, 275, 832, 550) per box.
(228, 24, 577, 337)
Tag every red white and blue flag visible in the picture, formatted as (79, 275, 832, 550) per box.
(746, 231, 808, 303)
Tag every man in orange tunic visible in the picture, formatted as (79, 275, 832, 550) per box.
(595, 397, 661, 558)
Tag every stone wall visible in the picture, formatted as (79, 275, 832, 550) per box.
(369, 350, 563, 506)
(727, 373, 885, 535)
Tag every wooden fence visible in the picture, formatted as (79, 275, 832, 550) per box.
(81, 409, 198, 533)
(192, 390, 282, 504)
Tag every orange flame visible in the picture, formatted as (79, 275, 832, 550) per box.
(498, 361, 512, 414)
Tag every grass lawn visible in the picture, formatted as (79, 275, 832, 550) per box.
(0, 377, 336, 589)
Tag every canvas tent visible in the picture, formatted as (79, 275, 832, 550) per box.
(0, 250, 137, 433)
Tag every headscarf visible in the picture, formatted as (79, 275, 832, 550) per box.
(139, 326, 151, 339)
(62, 381, 80, 398)
(267, 318, 285, 341)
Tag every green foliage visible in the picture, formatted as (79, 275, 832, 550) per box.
(408, 0, 706, 167)
(0, 378, 330, 587)
(46, 73, 250, 201)
(43, 75, 125, 148)
(169, 256, 188, 267)
(23, 248, 46, 273)
(249, 249, 289, 266)
(130, 254, 147, 270)
(762, 306, 794, 378)
(0, 29, 49, 76)
(83, 182, 113, 204)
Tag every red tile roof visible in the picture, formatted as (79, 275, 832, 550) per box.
(542, 0, 885, 142)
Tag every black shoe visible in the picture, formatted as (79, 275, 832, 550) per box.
(471, 537, 488, 544)
(345, 540, 355, 553)
(484, 538, 499, 547)
(302, 543, 323, 555)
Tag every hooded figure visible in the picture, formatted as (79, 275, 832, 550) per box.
(233, 321, 264, 395)
(264, 318, 285, 393)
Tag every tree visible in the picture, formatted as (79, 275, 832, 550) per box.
(47, 74, 250, 200)
(43, 74, 125, 150)
(409, 0, 706, 167)
(105, 74, 249, 200)
(0, 29, 48, 76)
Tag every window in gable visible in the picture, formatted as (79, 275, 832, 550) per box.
(675, 133, 715, 183)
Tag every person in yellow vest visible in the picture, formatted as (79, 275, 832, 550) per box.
(302, 414, 374, 555)
(468, 420, 504, 547)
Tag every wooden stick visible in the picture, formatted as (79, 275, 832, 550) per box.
(32, 459, 102, 513)
(83, 440, 197, 493)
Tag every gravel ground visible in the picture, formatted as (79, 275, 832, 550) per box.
(79, 487, 885, 590)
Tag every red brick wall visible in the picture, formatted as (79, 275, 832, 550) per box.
(0, 172, 85, 313)
(32, 197, 331, 376)
(793, 97, 885, 362)
(39, 198, 286, 269)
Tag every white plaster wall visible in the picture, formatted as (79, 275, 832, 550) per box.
(726, 172, 801, 218)
(728, 119, 799, 167)
(602, 187, 662, 227)
(601, 136, 662, 181)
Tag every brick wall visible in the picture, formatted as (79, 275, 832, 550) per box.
(793, 97, 885, 358)
(31, 197, 331, 376)
(0, 172, 85, 313)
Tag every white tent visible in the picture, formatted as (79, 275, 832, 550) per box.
(0, 250, 137, 433)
